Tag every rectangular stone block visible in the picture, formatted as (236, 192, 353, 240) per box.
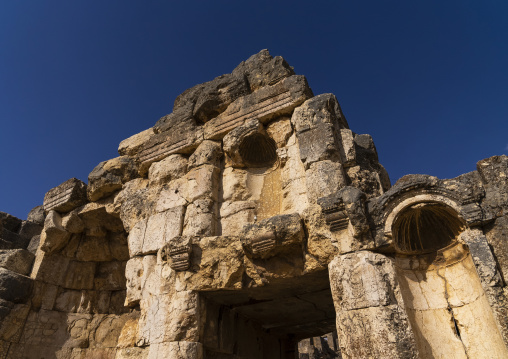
(30, 250, 70, 286)
(305, 161, 347, 203)
(204, 75, 312, 140)
(329, 252, 418, 358)
(62, 261, 96, 290)
(339, 129, 356, 167)
(219, 201, 256, 236)
(118, 128, 154, 156)
(182, 199, 218, 237)
(138, 291, 201, 345)
(43, 178, 87, 213)
(94, 261, 127, 291)
(142, 207, 185, 255)
(297, 124, 342, 168)
(136, 126, 202, 176)
(186, 165, 220, 203)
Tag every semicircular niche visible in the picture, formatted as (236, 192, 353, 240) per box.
(238, 132, 278, 168)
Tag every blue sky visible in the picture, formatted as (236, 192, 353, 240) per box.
(1, 1, 507, 219)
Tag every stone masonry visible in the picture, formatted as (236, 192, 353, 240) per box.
(1, 50, 508, 358)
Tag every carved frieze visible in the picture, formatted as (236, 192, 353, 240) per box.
(204, 75, 312, 140)
(43, 178, 87, 213)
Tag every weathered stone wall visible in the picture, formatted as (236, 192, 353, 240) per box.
(1, 50, 508, 358)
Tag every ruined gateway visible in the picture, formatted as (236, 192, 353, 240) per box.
(1, 50, 508, 359)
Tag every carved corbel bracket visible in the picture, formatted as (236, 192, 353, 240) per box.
(160, 236, 193, 271)
(241, 213, 304, 259)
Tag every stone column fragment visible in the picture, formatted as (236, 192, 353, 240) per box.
(328, 251, 418, 359)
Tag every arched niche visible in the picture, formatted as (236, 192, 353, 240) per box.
(390, 199, 508, 358)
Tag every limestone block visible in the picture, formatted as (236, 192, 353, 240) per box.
(43, 178, 88, 214)
(336, 305, 417, 359)
(241, 213, 304, 259)
(0, 268, 32, 303)
(0, 228, 29, 250)
(0, 213, 21, 234)
(266, 116, 293, 147)
(18, 220, 43, 240)
(305, 161, 347, 202)
(110, 290, 129, 314)
(6, 344, 72, 359)
(30, 250, 70, 285)
(301, 205, 338, 271)
(26, 234, 40, 254)
(138, 291, 201, 345)
(62, 261, 96, 290)
(31, 281, 58, 311)
(136, 123, 202, 176)
(115, 178, 150, 232)
(166, 236, 244, 291)
(78, 290, 111, 314)
(0, 249, 34, 275)
(77, 202, 124, 233)
(187, 140, 222, 171)
(94, 261, 127, 291)
(147, 341, 203, 359)
(109, 232, 130, 261)
(220, 201, 256, 236)
(222, 167, 250, 201)
(0, 303, 30, 342)
(118, 128, 154, 156)
(40, 210, 71, 254)
(62, 211, 85, 234)
(69, 348, 117, 358)
(186, 165, 219, 203)
(116, 347, 148, 359)
(54, 289, 82, 312)
(126, 221, 146, 258)
(485, 215, 508, 282)
(232, 49, 295, 91)
(18, 310, 92, 348)
(291, 93, 348, 134)
(154, 71, 249, 129)
(204, 75, 312, 140)
(297, 124, 342, 168)
(182, 199, 218, 237)
(477, 155, 508, 215)
(87, 314, 131, 349)
(279, 136, 309, 214)
(75, 235, 113, 262)
(140, 206, 185, 255)
(346, 165, 384, 197)
(148, 154, 188, 186)
(125, 256, 156, 306)
(339, 128, 356, 167)
(329, 252, 418, 358)
(116, 314, 140, 348)
(155, 178, 188, 213)
(282, 178, 309, 215)
(88, 156, 138, 202)
(27, 205, 46, 225)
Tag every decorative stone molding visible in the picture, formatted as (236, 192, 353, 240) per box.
(160, 236, 193, 271)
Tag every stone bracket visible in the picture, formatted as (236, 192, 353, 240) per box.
(160, 237, 194, 271)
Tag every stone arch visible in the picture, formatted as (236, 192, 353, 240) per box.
(386, 196, 508, 357)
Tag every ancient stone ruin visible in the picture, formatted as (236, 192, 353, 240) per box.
(1, 50, 508, 358)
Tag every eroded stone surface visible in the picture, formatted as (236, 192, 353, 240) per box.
(2, 50, 508, 359)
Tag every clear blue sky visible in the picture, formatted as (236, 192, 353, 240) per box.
(1, 1, 507, 219)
